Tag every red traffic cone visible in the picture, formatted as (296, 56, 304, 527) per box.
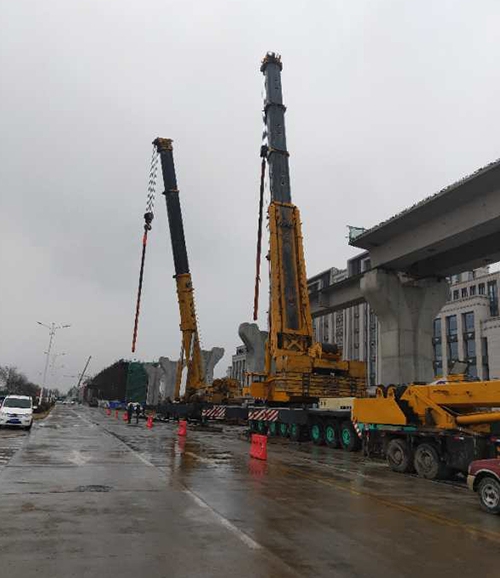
(123, 411, 128, 422)
(178, 420, 187, 436)
(250, 433, 267, 460)
(146, 415, 153, 429)
(115, 409, 118, 419)
(106, 408, 111, 416)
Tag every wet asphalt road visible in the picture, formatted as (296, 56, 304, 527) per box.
(0, 406, 499, 578)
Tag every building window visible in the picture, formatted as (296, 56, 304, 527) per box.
(433, 342, 442, 360)
(453, 290, 459, 300)
(448, 341, 459, 360)
(433, 318, 441, 338)
(461, 287, 468, 298)
(446, 315, 458, 337)
(479, 283, 485, 295)
(482, 337, 489, 380)
(470, 285, 476, 296)
(465, 339, 476, 358)
(487, 280, 498, 316)
(462, 311, 475, 333)
(468, 363, 478, 380)
(434, 360, 443, 377)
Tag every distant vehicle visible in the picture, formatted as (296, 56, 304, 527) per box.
(0, 395, 34, 430)
(467, 458, 500, 514)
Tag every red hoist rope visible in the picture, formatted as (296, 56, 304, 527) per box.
(253, 147, 267, 321)
(132, 212, 153, 352)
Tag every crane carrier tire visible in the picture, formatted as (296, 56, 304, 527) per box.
(386, 438, 414, 473)
(324, 421, 341, 449)
(309, 422, 324, 445)
(413, 443, 451, 480)
(340, 421, 361, 452)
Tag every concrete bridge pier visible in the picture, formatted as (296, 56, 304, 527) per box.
(238, 323, 268, 374)
(360, 269, 448, 385)
(201, 347, 224, 385)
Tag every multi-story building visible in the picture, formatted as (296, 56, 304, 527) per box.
(309, 261, 500, 384)
(227, 345, 247, 385)
(433, 268, 498, 380)
(309, 255, 380, 385)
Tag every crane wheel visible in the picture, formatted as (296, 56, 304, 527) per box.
(289, 423, 303, 442)
(414, 443, 451, 480)
(324, 422, 340, 449)
(257, 420, 267, 435)
(310, 423, 324, 445)
(386, 438, 414, 473)
(279, 422, 289, 437)
(340, 421, 360, 452)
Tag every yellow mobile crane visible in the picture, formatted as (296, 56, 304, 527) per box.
(244, 53, 366, 443)
(352, 365, 500, 478)
(132, 139, 238, 420)
(153, 138, 205, 401)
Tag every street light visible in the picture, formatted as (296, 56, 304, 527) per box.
(37, 322, 71, 402)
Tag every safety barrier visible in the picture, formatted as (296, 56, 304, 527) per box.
(178, 420, 187, 436)
(146, 415, 153, 429)
(250, 433, 267, 460)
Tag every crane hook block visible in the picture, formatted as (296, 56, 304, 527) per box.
(144, 211, 154, 231)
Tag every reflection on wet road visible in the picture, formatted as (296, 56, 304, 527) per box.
(0, 406, 498, 578)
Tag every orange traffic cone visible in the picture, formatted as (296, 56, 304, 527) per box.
(178, 420, 187, 436)
(250, 433, 267, 460)
(146, 415, 153, 429)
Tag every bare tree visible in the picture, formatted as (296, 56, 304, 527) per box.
(0, 365, 39, 397)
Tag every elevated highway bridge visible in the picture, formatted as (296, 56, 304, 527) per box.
(310, 158, 500, 384)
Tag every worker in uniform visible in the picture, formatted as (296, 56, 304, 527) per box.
(126, 402, 133, 424)
(135, 403, 141, 424)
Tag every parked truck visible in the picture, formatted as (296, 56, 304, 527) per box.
(352, 369, 500, 479)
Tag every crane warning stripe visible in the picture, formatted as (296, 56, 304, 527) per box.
(248, 409, 279, 422)
(201, 406, 227, 420)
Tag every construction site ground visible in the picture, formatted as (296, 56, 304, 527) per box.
(0, 405, 498, 578)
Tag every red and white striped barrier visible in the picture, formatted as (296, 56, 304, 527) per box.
(248, 409, 279, 422)
(201, 406, 227, 420)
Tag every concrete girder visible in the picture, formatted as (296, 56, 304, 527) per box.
(352, 162, 500, 278)
(309, 274, 365, 317)
(361, 269, 448, 384)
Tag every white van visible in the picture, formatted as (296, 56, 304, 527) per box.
(0, 395, 34, 430)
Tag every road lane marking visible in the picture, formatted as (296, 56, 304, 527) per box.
(183, 488, 263, 550)
(87, 411, 500, 545)
(277, 464, 500, 545)
(88, 413, 269, 554)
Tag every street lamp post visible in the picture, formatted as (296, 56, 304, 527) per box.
(37, 322, 71, 402)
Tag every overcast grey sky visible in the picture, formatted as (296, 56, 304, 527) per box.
(1, 1, 500, 391)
